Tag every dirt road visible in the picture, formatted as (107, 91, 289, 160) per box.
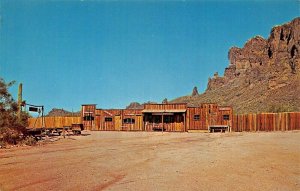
(0, 131, 299, 191)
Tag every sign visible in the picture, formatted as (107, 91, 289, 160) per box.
(29, 107, 39, 112)
(152, 113, 174, 116)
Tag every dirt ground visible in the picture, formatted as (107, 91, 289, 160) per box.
(0, 131, 299, 191)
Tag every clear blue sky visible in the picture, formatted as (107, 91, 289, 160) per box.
(0, 0, 299, 113)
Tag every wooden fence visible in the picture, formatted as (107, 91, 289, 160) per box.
(28, 117, 82, 128)
(232, 112, 300, 132)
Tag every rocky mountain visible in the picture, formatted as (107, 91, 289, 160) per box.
(126, 102, 144, 109)
(46, 108, 80, 117)
(126, 101, 158, 109)
(172, 17, 300, 114)
(192, 86, 199, 96)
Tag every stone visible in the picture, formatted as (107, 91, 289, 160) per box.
(192, 86, 199, 96)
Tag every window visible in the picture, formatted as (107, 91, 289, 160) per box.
(83, 116, 94, 121)
(164, 116, 174, 123)
(194, 115, 200, 121)
(105, 117, 112, 122)
(223, 115, 230, 120)
(146, 115, 152, 122)
(174, 115, 184, 123)
(153, 116, 162, 123)
(123, 118, 135, 124)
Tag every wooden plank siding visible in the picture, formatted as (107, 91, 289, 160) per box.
(30, 104, 299, 132)
(92, 109, 144, 131)
(143, 114, 185, 132)
(187, 104, 233, 131)
(232, 112, 300, 132)
(144, 103, 187, 110)
(121, 109, 143, 131)
(96, 109, 122, 131)
(143, 103, 186, 132)
(28, 117, 82, 128)
(81, 104, 96, 130)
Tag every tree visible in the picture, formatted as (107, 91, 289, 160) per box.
(0, 77, 29, 145)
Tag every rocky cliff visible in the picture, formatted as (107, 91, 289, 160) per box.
(172, 17, 300, 114)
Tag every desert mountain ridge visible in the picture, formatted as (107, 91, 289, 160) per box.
(47, 18, 300, 116)
(46, 108, 81, 117)
(171, 17, 300, 114)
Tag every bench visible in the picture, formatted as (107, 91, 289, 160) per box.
(209, 125, 230, 133)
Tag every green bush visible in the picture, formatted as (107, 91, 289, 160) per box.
(0, 77, 29, 146)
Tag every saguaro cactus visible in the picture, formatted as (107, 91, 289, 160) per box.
(17, 83, 22, 119)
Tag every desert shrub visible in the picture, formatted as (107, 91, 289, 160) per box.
(267, 104, 297, 113)
(0, 127, 20, 145)
(0, 77, 29, 146)
(21, 136, 37, 146)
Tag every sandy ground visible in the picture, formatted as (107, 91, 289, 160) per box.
(0, 131, 299, 191)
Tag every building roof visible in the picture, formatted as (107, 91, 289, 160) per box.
(142, 109, 186, 113)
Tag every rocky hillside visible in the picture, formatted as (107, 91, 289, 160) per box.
(46, 108, 80, 117)
(172, 17, 300, 114)
(126, 102, 144, 109)
(126, 101, 158, 109)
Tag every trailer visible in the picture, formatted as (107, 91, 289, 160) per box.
(71, 123, 84, 135)
(26, 123, 84, 138)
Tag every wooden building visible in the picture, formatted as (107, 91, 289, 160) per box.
(81, 104, 96, 130)
(142, 103, 187, 132)
(121, 109, 143, 131)
(81, 103, 233, 132)
(187, 104, 233, 131)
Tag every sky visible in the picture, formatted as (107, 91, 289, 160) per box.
(0, 0, 299, 113)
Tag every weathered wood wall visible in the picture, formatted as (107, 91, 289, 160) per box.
(81, 105, 96, 130)
(28, 117, 82, 128)
(121, 109, 143, 131)
(143, 103, 186, 132)
(187, 104, 233, 131)
(29, 111, 299, 132)
(232, 112, 300, 131)
(93, 109, 144, 131)
(96, 109, 122, 131)
(144, 113, 185, 132)
(144, 103, 187, 110)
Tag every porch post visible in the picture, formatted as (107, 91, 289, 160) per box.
(162, 113, 164, 133)
(142, 113, 145, 131)
(183, 112, 186, 132)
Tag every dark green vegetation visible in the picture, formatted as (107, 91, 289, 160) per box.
(0, 77, 31, 147)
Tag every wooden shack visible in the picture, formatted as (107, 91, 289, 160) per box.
(29, 104, 299, 132)
(81, 103, 233, 132)
(81, 104, 96, 130)
(121, 109, 143, 131)
(187, 104, 233, 131)
(81, 105, 144, 131)
(142, 103, 187, 132)
(95, 109, 122, 131)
